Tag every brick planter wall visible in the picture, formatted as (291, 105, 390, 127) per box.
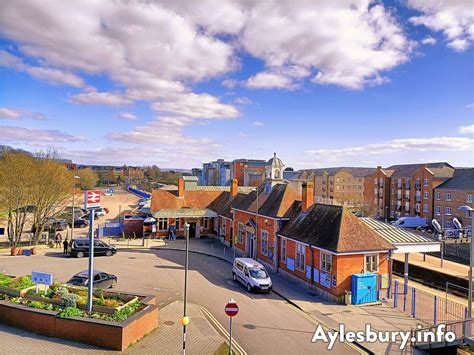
(0, 293, 159, 351)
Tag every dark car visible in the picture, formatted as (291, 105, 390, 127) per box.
(67, 270, 117, 289)
(70, 238, 117, 258)
(69, 219, 89, 228)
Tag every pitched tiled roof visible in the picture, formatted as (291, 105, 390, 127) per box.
(388, 162, 453, 177)
(151, 189, 224, 212)
(279, 204, 394, 253)
(435, 168, 474, 190)
(298, 167, 375, 178)
(231, 183, 301, 218)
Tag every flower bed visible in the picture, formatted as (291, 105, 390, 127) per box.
(0, 274, 36, 297)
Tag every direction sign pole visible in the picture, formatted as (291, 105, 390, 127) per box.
(225, 298, 238, 355)
(228, 316, 233, 355)
(87, 210, 94, 312)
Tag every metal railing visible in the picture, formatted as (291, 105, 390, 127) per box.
(411, 318, 473, 348)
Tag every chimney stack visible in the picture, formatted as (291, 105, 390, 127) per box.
(178, 177, 185, 198)
(302, 182, 314, 213)
(230, 178, 238, 198)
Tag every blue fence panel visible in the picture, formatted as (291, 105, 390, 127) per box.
(98, 222, 122, 237)
(127, 186, 151, 199)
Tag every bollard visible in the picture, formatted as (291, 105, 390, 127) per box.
(412, 288, 416, 317)
(394, 281, 398, 308)
(434, 296, 437, 325)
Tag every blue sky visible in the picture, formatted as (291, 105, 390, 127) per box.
(0, 0, 473, 169)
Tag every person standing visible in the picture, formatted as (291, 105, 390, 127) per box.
(63, 238, 69, 255)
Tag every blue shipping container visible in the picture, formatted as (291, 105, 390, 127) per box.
(351, 273, 377, 305)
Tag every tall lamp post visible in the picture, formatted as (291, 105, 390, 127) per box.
(182, 223, 190, 354)
(71, 175, 80, 240)
(458, 205, 473, 323)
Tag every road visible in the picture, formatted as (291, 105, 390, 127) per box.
(0, 248, 358, 354)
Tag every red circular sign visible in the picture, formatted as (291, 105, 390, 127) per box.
(225, 301, 239, 317)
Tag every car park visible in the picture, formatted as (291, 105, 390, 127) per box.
(232, 258, 272, 293)
(70, 238, 117, 258)
(69, 219, 89, 228)
(67, 270, 117, 289)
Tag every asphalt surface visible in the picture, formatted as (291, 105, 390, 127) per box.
(0, 248, 358, 354)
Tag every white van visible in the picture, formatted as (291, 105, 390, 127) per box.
(392, 216, 428, 228)
(232, 258, 272, 293)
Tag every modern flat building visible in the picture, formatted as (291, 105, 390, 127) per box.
(202, 159, 231, 186)
(191, 168, 203, 185)
(433, 168, 474, 228)
(230, 159, 266, 186)
(369, 162, 454, 220)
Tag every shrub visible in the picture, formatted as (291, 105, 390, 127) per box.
(60, 293, 79, 308)
(106, 300, 142, 322)
(104, 299, 121, 308)
(58, 307, 82, 318)
(0, 273, 13, 286)
(8, 276, 34, 290)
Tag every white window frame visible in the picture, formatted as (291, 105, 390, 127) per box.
(424, 192, 429, 200)
(445, 193, 452, 201)
(365, 254, 378, 272)
(238, 223, 244, 244)
(435, 206, 441, 215)
(261, 230, 268, 256)
(445, 207, 452, 215)
(435, 192, 440, 200)
(281, 238, 287, 262)
(467, 194, 473, 203)
(321, 252, 332, 272)
(295, 243, 305, 272)
(424, 178, 430, 187)
(158, 218, 168, 231)
(423, 203, 429, 213)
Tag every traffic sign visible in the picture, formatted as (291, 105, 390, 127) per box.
(84, 190, 101, 209)
(225, 299, 239, 317)
(32, 271, 53, 286)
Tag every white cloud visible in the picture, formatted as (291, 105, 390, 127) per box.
(466, 103, 474, 108)
(222, 79, 239, 88)
(151, 93, 239, 119)
(246, 72, 297, 90)
(0, 107, 46, 120)
(241, 2, 413, 89)
(408, 0, 474, 52)
(421, 36, 437, 45)
(0, 125, 84, 143)
(306, 137, 474, 159)
(70, 90, 133, 106)
(0, 50, 85, 87)
(253, 121, 264, 127)
(234, 97, 252, 105)
(107, 116, 208, 145)
(459, 124, 474, 134)
(116, 112, 137, 120)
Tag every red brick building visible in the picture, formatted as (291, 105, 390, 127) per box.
(433, 168, 474, 228)
(231, 159, 266, 186)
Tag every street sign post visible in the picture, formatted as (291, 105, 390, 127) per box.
(83, 190, 100, 312)
(225, 298, 239, 355)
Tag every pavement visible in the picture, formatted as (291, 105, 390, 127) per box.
(0, 301, 240, 355)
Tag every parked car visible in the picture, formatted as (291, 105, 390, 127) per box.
(44, 218, 68, 231)
(392, 216, 428, 228)
(103, 207, 110, 214)
(94, 207, 107, 217)
(82, 211, 99, 220)
(232, 258, 272, 293)
(69, 219, 89, 228)
(67, 270, 117, 289)
(70, 238, 117, 258)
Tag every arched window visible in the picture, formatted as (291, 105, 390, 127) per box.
(275, 169, 280, 179)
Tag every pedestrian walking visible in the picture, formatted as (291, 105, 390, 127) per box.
(63, 239, 69, 255)
(69, 239, 73, 253)
(55, 232, 62, 248)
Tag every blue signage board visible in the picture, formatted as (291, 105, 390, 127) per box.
(32, 271, 53, 286)
(313, 268, 320, 283)
(286, 257, 295, 271)
(320, 271, 331, 288)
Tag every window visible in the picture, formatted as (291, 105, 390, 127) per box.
(424, 178, 430, 187)
(435, 206, 441, 215)
(295, 243, 305, 271)
(336, 177, 340, 183)
(347, 178, 351, 183)
(435, 192, 440, 200)
(415, 179, 421, 188)
(445, 193, 452, 201)
(203, 217, 210, 229)
(374, 178, 378, 185)
(261, 230, 268, 255)
(365, 255, 378, 272)
(238, 223, 244, 244)
(467, 194, 473, 203)
(445, 207, 452, 215)
(158, 218, 168, 231)
(347, 185, 351, 190)
(281, 238, 287, 262)
(220, 218, 226, 236)
(424, 192, 429, 200)
(423, 204, 429, 213)
(175, 218, 180, 230)
(321, 252, 332, 272)
(397, 178, 402, 188)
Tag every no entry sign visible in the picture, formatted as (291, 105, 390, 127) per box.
(84, 190, 101, 209)
(225, 299, 239, 317)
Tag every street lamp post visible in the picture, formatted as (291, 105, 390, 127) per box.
(182, 223, 190, 354)
(458, 205, 473, 323)
(72, 175, 80, 241)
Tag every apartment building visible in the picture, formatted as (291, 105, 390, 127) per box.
(122, 166, 145, 181)
(433, 168, 474, 228)
(293, 167, 375, 207)
(370, 163, 454, 220)
(231, 159, 266, 186)
(202, 159, 231, 186)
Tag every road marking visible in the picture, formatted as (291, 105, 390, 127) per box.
(197, 305, 247, 355)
